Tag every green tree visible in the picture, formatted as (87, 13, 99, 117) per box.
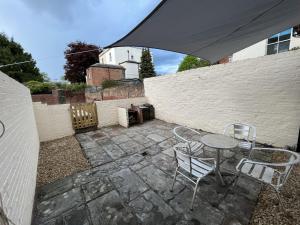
(177, 55, 210, 72)
(0, 33, 44, 83)
(64, 41, 100, 83)
(139, 48, 155, 79)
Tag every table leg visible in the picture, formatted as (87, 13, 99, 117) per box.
(216, 149, 225, 186)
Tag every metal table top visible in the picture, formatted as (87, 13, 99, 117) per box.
(201, 134, 238, 149)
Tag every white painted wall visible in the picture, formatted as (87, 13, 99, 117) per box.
(33, 102, 74, 142)
(99, 47, 142, 65)
(119, 61, 140, 79)
(144, 50, 300, 147)
(96, 97, 147, 127)
(232, 40, 267, 61)
(290, 36, 300, 49)
(33, 98, 148, 141)
(0, 71, 39, 225)
(114, 47, 142, 64)
(233, 36, 300, 61)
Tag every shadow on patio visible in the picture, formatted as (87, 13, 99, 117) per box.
(32, 120, 262, 225)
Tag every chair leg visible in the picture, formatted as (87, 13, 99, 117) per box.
(170, 167, 178, 192)
(274, 189, 284, 211)
(232, 172, 241, 189)
(190, 180, 200, 210)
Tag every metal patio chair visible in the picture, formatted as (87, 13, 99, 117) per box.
(173, 126, 204, 156)
(170, 147, 216, 210)
(224, 123, 256, 155)
(234, 147, 300, 208)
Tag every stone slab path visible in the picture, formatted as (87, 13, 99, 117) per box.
(32, 120, 261, 225)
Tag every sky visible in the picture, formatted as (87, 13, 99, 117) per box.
(0, 0, 185, 81)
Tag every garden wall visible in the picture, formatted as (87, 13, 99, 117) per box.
(32, 89, 86, 105)
(144, 50, 300, 147)
(33, 102, 74, 142)
(85, 83, 144, 102)
(96, 97, 147, 127)
(0, 71, 39, 225)
(33, 97, 148, 141)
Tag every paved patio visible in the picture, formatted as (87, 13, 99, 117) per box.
(32, 120, 261, 225)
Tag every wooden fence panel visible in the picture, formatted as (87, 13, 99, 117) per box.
(70, 103, 98, 130)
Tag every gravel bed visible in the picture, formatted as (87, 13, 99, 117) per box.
(36, 136, 90, 187)
(250, 155, 300, 225)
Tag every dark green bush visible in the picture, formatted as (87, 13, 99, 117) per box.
(25, 81, 55, 94)
(26, 81, 89, 94)
(102, 80, 120, 89)
(65, 83, 88, 92)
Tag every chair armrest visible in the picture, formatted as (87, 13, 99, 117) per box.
(173, 126, 189, 143)
(173, 126, 202, 143)
(250, 148, 300, 166)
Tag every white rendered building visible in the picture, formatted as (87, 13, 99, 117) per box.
(99, 47, 143, 79)
(232, 25, 300, 62)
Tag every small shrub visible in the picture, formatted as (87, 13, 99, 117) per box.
(25, 81, 55, 94)
(102, 80, 120, 89)
(65, 83, 89, 92)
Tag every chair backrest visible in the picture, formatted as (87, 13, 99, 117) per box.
(173, 126, 202, 154)
(173, 149, 213, 179)
(224, 123, 256, 144)
(248, 148, 300, 188)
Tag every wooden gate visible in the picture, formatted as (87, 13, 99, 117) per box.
(70, 103, 98, 131)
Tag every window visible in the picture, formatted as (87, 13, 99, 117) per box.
(267, 29, 291, 55)
(109, 52, 112, 62)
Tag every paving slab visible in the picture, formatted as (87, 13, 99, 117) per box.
(169, 188, 224, 225)
(85, 148, 113, 167)
(129, 159, 151, 171)
(110, 168, 149, 202)
(131, 134, 156, 147)
(91, 161, 122, 176)
(95, 137, 113, 146)
(143, 144, 163, 156)
(75, 133, 91, 142)
(147, 133, 168, 143)
(101, 143, 126, 160)
(88, 190, 138, 225)
(115, 153, 144, 168)
(150, 152, 176, 175)
(137, 165, 185, 201)
(36, 188, 83, 222)
(159, 137, 177, 149)
(118, 140, 145, 154)
(63, 205, 92, 225)
(82, 177, 114, 202)
(129, 190, 178, 225)
(218, 192, 256, 225)
(89, 131, 108, 141)
(37, 175, 74, 201)
(111, 134, 132, 144)
(79, 140, 98, 150)
(163, 147, 175, 158)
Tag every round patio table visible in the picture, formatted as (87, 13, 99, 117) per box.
(201, 134, 238, 185)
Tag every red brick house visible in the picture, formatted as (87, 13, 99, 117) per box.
(86, 63, 125, 86)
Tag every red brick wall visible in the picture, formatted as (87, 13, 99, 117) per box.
(65, 91, 86, 104)
(85, 84, 144, 102)
(31, 90, 86, 105)
(86, 67, 125, 86)
(31, 90, 59, 105)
